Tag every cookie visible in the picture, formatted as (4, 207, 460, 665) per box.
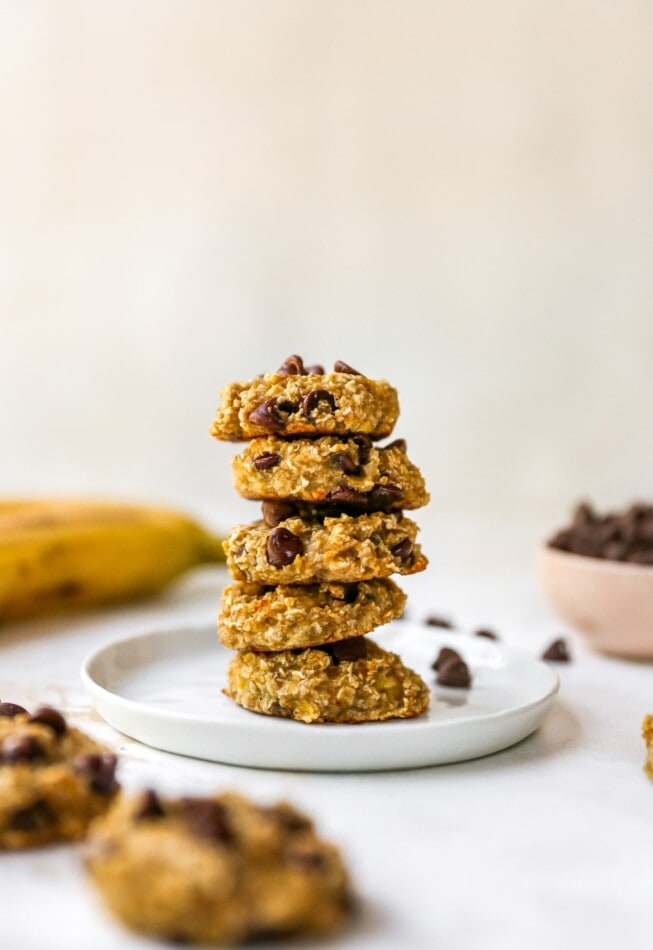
(643, 715, 653, 779)
(223, 511, 427, 585)
(219, 579, 406, 651)
(232, 434, 429, 511)
(84, 789, 353, 945)
(210, 355, 399, 441)
(0, 702, 119, 849)
(226, 637, 430, 723)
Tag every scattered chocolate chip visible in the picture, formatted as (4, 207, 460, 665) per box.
(248, 398, 286, 432)
(302, 389, 336, 419)
(261, 500, 296, 527)
(1, 735, 45, 763)
(425, 615, 454, 629)
(181, 798, 232, 843)
(306, 364, 325, 375)
(333, 452, 361, 476)
(277, 354, 306, 375)
(334, 360, 362, 375)
(352, 434, 373, 465)
(253, 452, 281, 471)
(28, 706, 67, 735)
(134, 789, 165, 821)
(431, 647, 462, 671)
(386, 438, 407, 452)
(475, 629, 499, 641)
(369, 484, 403, 507)
(74, 754, 118, 795)
(8, 799, 55, 832)
(266, 527, 304, 567)
(391, 539, 414, 562)
(0, 702, 27, 718)
(436, 656, 472, 688)
(542, 638, 571, 662)
(319, 637, 368, 665)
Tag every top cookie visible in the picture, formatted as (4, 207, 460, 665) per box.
(210, 355, 399, 441)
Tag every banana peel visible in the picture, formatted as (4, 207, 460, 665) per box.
(0, 499, 225, 623)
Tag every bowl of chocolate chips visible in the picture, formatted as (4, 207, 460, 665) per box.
(538, 502, 653, 658)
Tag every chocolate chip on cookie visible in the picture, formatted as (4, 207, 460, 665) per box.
(334, 360, 362, 375)
(266, 527, 304, 567)
(29, 706, 67, 735)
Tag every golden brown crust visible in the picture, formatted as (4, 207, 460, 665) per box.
(210, 373, 399, 441)
(643, 715, 653, 779)
(226, 638, 430, 724)
(223, 511, 427, 585)
(219, 579, 406, 651)
(232, 435, 429, 510)
(84, 791, 353, 945)
(0, 712, 119, 849)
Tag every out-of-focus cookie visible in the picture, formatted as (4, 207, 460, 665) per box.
(219, 579, 406, 651)
(84, 789, 353, 945)
(0, 702, 119, 849)
(643, 715, 653, 779)
(226, 637, 430, 724)
(223, 511, 427, 586)
(210, 355, 399, 441)
(232, 434, 429, 511)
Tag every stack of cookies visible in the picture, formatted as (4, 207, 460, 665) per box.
(211, 355, 431, 724)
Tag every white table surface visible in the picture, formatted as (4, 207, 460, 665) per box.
(1, 514, 652, 950)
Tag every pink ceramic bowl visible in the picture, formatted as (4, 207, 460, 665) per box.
(538, 545, 653, 658)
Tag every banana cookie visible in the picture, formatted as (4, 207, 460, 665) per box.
(219, 579, 406, 651)
(226, 637, 430, 724)
(233, 434, 429, 511)
(84, 789, 353, 945)
(224, 511, 427, 585)
(210, 355, 399, 441)
(0, 701, 119, 849)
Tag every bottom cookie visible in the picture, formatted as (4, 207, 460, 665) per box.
(226, 638, 430, 724)
(84, 789, 353, 945)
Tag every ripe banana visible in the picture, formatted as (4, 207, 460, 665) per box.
(0, 499, 225, 623)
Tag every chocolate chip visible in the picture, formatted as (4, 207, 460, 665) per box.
(306, 364, 325, 375)
(134, 789, 165, 821)
(8, 799, 55, 832)
(327, 487, 369, 505)
(386, 438, 407, 452)
(475, 629, 499, 641)
(1, 735, 45, 763)
(262, 500, 296, 527)
(277, 354, 306, 375)
(436, 656, 472, 688)
(266, 527, 304, 567)
(391, 539, 414, 562)
(334, 360, 362, 375)
(333, 452, 360, 476)
(302, 389, 336, 419)
(548, 501, 653, 564)
(431, 647, 462, 671)
(248, 398, 297, 432)
(253, 452, 281, 471)
(264, 803, 312, 833)
(352, 434, 373, 465)
(425, 615, 454, 629)
(29, 706, 67, 735)
(369, 484, 403, 507)
(74, 753, 118, 795)
(319, 637, 368, 665)
(542, 638, 571, 662)
(342, 584, 359, 604)
(0, 702, 27, 718)
(181, 798, 232, 843)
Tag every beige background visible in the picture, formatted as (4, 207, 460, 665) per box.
(1, 0, 652, 532)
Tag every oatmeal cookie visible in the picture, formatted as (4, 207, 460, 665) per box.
(0, 702, 119, 849)
(232, 434, 429, 511)
(226, 637, 430, 724)
(84, 789, 353, 945)
(223, 511, 427, 585)
(643, 715, 653, 779)
(210, 355, 399, 441)
(219, 579, 406, 651)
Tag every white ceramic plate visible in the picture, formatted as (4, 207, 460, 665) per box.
(82, 621, 559, 772)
